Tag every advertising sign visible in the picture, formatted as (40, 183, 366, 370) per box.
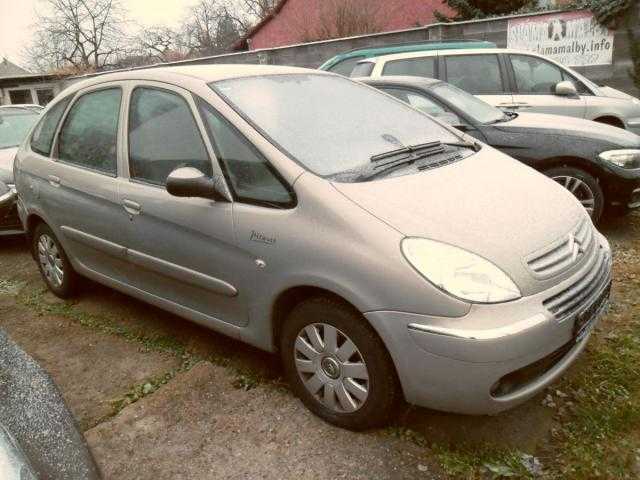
(507, 11, 614, 66)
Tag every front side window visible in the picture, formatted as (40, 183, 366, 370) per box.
(198, 100, 292, 207)
(0, 109, 41, 150)
(128, 88, 212, 186)
(212, 74, 461, 179)
(382, 57, 436, 78)
(510, 55, 563, 94)
(30, 96, 73, 156)
(444, 54, 504, 95)
(58, 88, 121, 175)
(327, 56, 364, 76)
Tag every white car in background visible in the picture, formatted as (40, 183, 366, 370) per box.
(351, 48, 640, 134)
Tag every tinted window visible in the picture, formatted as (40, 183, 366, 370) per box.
(212, 74, 460, 178)
(382, 88, 447, 116)
(510, 55, 563, 94)
(128, 88, 212, 186)
(382, 57, 436, 78)
(327, 56, 363, 76)
(0, 110, 40, 150)
(445, 54, 504, 94)
(58, 89, 121, 174)
(30, 96, 72, 156)
(198, 100, 292, 207)
(350, 62, 374, 78)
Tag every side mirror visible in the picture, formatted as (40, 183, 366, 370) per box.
(0, 181, 17, 215)
(555, 81, 578, 97)
(166, 167, 227, 201)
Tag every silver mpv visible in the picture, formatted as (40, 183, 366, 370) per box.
(14, 65, 612, 430)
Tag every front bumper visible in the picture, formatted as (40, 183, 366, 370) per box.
(366, 237, 612, 415)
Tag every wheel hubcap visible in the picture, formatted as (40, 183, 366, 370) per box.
(294, 323, 369, 413)
(552, 175, 596, 217)
(38, 234, 64, 288)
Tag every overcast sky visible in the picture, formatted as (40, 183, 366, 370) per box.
(0, 0, 194, 67)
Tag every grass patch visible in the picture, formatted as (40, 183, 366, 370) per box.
(386, 427, 535, 479)
(548, 322, 640, 479)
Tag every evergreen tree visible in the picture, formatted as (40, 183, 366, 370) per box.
(435, 0, 535, 22)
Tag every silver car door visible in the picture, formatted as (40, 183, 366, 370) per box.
(42, 84, 135, 283)
(118, 81, 250, 328)
(508, 53, 586, 117)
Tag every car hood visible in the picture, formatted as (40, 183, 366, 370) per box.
(0, 147, 17, 184)
(332, 146, 587, 296)
(494, 112, 640, 147)
(597, 85, 635, 101)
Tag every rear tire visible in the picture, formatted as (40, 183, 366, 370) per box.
(280, 296, 400, 430)
(545, 166, 604, 224)
(32, 223, 78, 298)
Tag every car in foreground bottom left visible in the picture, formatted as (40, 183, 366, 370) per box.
(15, 65, 611, 430)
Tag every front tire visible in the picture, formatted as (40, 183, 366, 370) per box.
(280, 296, 400, 430)
(33, 223, 78, 298)
(545, 166, 604, 223)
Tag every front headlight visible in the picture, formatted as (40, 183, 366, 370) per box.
(632, 97, 640, 106)
(401, 238, 521, 303)
(599, 149, 640, 169)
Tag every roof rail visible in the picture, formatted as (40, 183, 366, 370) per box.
(339, 38, 491, 55)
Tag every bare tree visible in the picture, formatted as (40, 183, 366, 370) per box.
(136, 25, 184, 62)
(25, 0, 129, 72)
(182, 0, 243, 56)
(296, 0, 383, 43)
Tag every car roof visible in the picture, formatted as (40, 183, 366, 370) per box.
(319, 40, 496, 70)
(67, 64, 322, 93)
(362, 48, 556, 64)
(356, 76, 441, 89)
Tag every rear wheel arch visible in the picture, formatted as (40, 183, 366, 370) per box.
(25, 214, 46, 248)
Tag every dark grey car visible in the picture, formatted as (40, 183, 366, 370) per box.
(360, 76, 640, 223)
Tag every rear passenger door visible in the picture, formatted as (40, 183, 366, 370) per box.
(44, 85, 134, 283)
(507, 54, 586, 118)
(441, 53, 515, 110)
(118, 82, 250, 328)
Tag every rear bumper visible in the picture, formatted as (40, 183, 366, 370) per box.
(366, 238, 612, 415)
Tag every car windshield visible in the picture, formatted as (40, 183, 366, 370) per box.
(211, 74, 462, 178)
(430, 83, 506, 125)
(0, 109, 40, 149)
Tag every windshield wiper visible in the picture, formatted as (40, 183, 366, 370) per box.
(362, 141, 478, 180)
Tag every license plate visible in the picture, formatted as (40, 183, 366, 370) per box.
(573, 282, 611, 343)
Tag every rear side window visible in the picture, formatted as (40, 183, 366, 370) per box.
(327, 56, 363, 76)
(382, 57, 436, 78)
(197, 99, 293, 207)
(128, 87, 212, 186)
(30, 96, 73, 156)
(58, 88, 121, 175)
(444, 54, 504, 94)
(350, 62, 374, 78)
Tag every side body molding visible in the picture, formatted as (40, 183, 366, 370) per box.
(60, 226, 238, 297)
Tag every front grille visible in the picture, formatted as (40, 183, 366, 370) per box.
(526, 218, 595, 279)
(543, 245, 611, 321)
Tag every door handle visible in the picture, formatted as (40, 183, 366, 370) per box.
(48, 175, 61, 187)
(122, 199, 142, 216)
(498, 102, 530, 110)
